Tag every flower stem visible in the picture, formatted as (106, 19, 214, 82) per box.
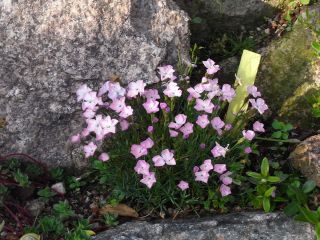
(255, 136, 301, 143)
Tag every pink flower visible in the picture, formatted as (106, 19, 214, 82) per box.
(194, 99, 215, 113)
(168, 122, 181, 129)
(253, 121, 265, 132)
(152, 155, 165, 167)
(130, 144, 148, 159)
(203, 59, 220, 75)
(161, 149, 176, 165)
(247, 85, 261, 98)
(169, 129, 179, 137)
(119, 105, 133, 118)
(143, 99, 159, 114)
(99, 152, 110, 162)
(81, 128, 90, 138)
(107, 82, 126, 100)
(200, 159, 213, 172)
(120, 120, 130, 131)
(140, 138, 154, 149)
(82, 91, 102, 111)
(242, 130, 255, 141)
(195, 170, 210, 183)
(127, 80, 146, 98)
(147, 126, 154, 133)
(193, 166, 200, 173)
(196, 114, 210, 128)
(175, 114, 187, 126)
(219, 171, 232, 185)
(211, 142, 228, 158)
(221, 84, 235, 102)
(187, 84, 204, 99)
(144, 89, 160, 100)
(86, 115, 118, 138)
(134, 160, 150, 175)
(110, 97, 126, 113)
(98, 81, 110, 97)
(83, 142, 97, 158)
(140, 172, 156, 189)
(244, 147, 252, 154)
(200, 143, 206, 149)
(160, 102, 168, 109)
(249, 98, 268, 114)
(83, 108, 96, 119)
(214, 164, 227, 174)
(163, 82, 182, 98)
(100, 116, 118, 135)
(157, 65, 177, 81)
(152, 117, 159, 123)
(220, 184, 231, 197)
(76, 84, 92, 102)
(211, 117, 225, 134)
(180, 122, 194, 137)
(224, 124, 232, 131)
(70, 134, 81, 144)
(177, 181, 189, 190)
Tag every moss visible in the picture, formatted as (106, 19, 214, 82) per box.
(256, 21, 319, 129)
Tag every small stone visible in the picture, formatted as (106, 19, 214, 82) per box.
(51, 182, 66, 195)
(26, 199, 45, 217)
(289, 134, 320, 186)
(264, 28, 270, 34)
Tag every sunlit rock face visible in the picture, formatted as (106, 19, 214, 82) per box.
(0, 0, 190, 167)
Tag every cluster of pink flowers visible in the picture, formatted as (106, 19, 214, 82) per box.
(71, 58, 269, 198)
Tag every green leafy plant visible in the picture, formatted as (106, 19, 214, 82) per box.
(13, 169, 30, 187)
(246, 158, 281, 212)
(64, 219, 93, 240)
(53, 201, 75, 220)
(103, 213, 119, 227)
(37, 187, 56, 202)
(67, 176, 85, 190)
(271, 120, 293, 140)
(36, 216, 64, 237)
(284, 180, 320, 239)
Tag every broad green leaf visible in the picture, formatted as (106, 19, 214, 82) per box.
(299, 206, 318, 224)
(302, 180, 316, 194)
(316, 223, 320, 240)
(192, 17, 203, 24)
(271, 131, 282, 139)
(281, 132, 289, 140)
(261, 158, 269, 177)
(284, 123, 293, 131)
(267, 176, 281, 183)
(265, 186, 276, 197)
(284, 202, 300, 216)
(263, 197, 271, 212)
(272, 120, 283, 130)
(246, 172, 262, 179)
(312, 41, 320, 54)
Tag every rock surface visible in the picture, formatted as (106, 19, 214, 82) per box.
(94, 212, 314, 240)
(290, 134, 320, 187)
(174, 0, 288, 42)
(255, 5, 320, 130)
(0, 0, 189, 167)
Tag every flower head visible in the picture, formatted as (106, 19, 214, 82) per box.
(211, 117, 225, 135)
(249, 98, 268, 114)
(143, 99, 159, 114)
(194, 99, 214, 113)
(140, 172, 156, 188)
(152, 155, 165, 167)
(211, 142, 228, 158)
(120, 120, 130, 131)
(157, 65, 177, 81)
(161, 149, 176, 165)
(195, 170, 210, 183)
(242, 130, 255, 141)
(247, 85, 261, 98)
(131, 144, 148, 159)
(107, 82, 126, 100)
(244, 147, 252, 154)
(187, 84, 204, 99)
(196, 114, 210, 129)
(253, 121, 265, 132)
(127, 80, 146, 98)
(163, 82, 182, 98)
(220, 171, 233, 185)
(99, 152, 110, 162)
(177, 181, 189, 191)
(214, 164, 227, 174)
(110, 97, 126, 113)
(203, 59, 220, 75)
(179, 122, 194, 138)
(220, 184, 231, 197)
(134, 160, 150, 175)
(140, 138, 154, 149)
(83, 142, 97, 158)
(77, 84, 92, 101)
(221, 84, 235, 102)
(70, 134, 81, 144)
(200, 159, 213, 172)
(144, 89, 160, 100)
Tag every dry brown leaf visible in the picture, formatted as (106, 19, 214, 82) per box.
(100, 204, 139, 218)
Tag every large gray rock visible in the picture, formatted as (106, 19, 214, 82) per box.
(94, 212, 314, 240)
(174, 0, 288, 42)
(0, 0, 190, 167)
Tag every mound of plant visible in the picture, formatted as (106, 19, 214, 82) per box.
(71, 59, 272, 212)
